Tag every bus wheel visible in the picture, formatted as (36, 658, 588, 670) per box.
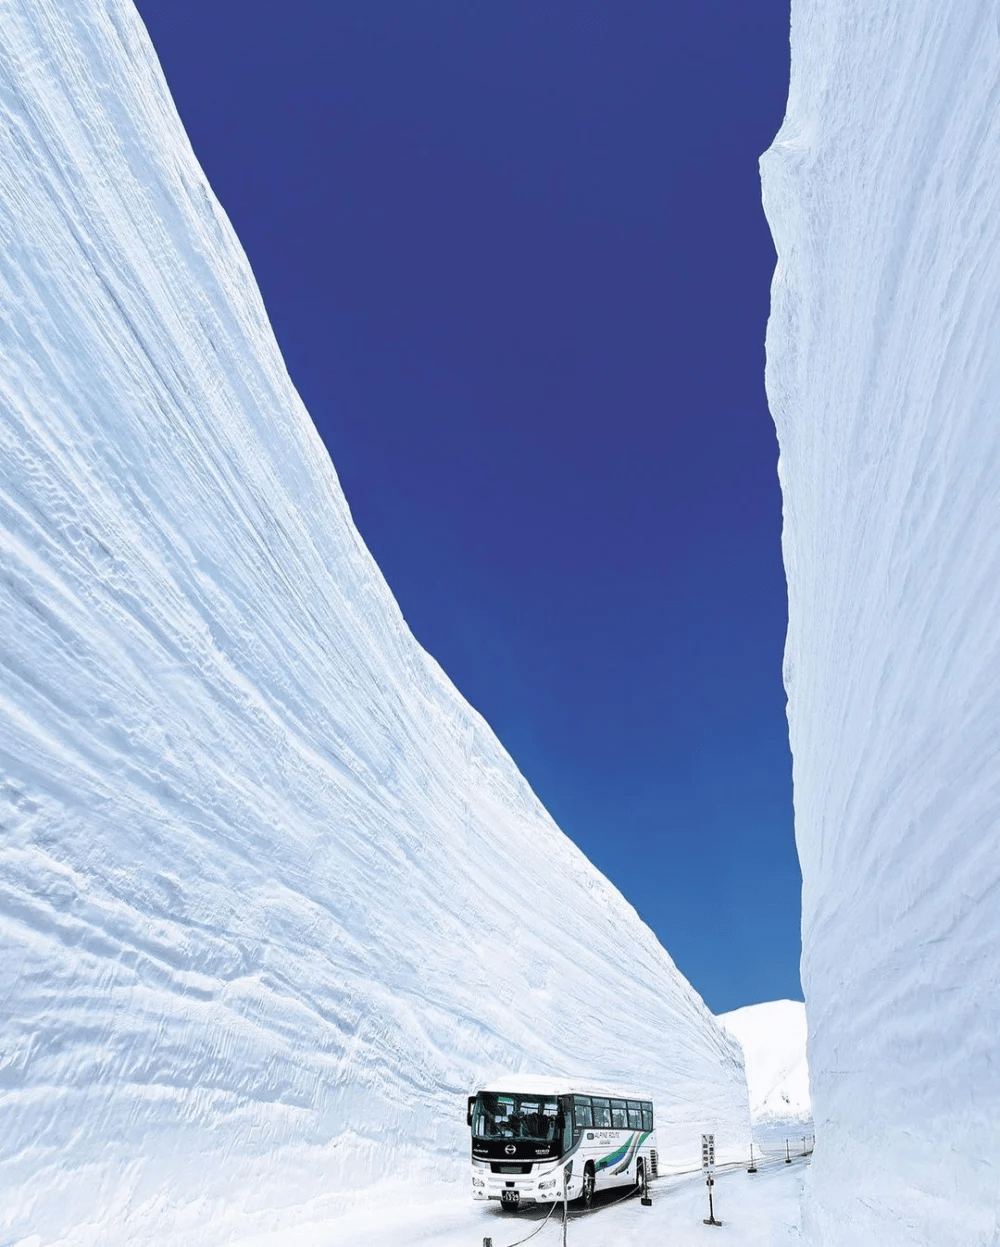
(582, 1164, 595, 1208)
(635, 1157, 646, 1199)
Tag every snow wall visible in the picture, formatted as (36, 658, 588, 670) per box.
(762, 3, 1000, 1243)
(0, 3, 750, 1242)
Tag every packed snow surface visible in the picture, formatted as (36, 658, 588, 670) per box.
(0, 2, 749, 1243)
(718, 1001, 810, 1131)
(236, 1153, 808, 1247)
(762, 1, 1000, 1243)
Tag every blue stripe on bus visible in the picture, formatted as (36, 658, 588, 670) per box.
(595, 1136, 633, 1171)
(611, 1130, 650, 1175)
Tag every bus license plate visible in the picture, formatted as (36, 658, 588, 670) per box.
(501, 1191, 520, 1208)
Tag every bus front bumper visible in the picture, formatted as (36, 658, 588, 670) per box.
(472, 1170, 578, 1203)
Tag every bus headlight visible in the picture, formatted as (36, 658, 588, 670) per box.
(538, 1179, 557, 1190)
(472, 1178, 485, 1187)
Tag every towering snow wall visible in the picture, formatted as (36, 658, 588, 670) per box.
(762, 3, 1000, 1243)
(0, 3, 749, 1242)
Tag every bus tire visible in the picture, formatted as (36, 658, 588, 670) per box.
(635, 1157, 646, 1199)
(581, 1163, 595, 1208)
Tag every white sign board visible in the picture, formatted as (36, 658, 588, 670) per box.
(701, 1133, 715, 1170)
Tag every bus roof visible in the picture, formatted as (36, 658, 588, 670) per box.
(472, 1075, 653, 1102)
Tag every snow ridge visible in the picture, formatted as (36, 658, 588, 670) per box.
(718, 1000, 810, 1131)
(762, 2, 1000, 1243)
(0, 3, 748, 1243)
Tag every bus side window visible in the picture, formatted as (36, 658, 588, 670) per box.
(610, 1099, 628, 1130)
(641, 1103, 653, 1132)
(573, 1097, 594, 1130)
(591, 1098, 612, 1129)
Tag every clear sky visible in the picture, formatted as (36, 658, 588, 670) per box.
(139, 0, 795, 1015)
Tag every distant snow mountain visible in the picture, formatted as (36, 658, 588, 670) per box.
(0, 3, 749, 1244)
(718, 1000, 810, 1128)
(763, 0, 1000, 1243)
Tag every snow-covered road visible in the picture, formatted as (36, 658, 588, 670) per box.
(230, 1156, 806, 1246)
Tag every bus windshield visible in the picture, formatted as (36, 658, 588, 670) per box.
(472, 1093, 561, 1142)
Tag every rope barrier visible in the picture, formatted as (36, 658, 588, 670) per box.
(565, 1179, 646, 1220)
(484, 1136, 816, 1245)
(495, 1196, 560, 1247)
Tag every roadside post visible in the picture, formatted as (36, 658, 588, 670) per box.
(747, 1141, 757, 1174)
(785, 1138, 791, 1164)
(701, 1133, 722, 1227)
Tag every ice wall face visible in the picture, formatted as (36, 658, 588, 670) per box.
(762, 3, 1000, 1243)
(0, 3, 749, 1242)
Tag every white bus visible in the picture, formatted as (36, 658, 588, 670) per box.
(467, 1079, 658, 1211)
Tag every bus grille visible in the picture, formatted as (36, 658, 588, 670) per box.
(491, 1163, 531, 1174)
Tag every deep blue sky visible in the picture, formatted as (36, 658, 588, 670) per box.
(140, 0, 796, 1014)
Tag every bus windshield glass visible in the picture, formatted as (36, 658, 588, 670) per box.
(472, 1093, 561, 1142)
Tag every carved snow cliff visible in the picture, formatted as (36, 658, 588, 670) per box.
(763, 2, 1000, 1243)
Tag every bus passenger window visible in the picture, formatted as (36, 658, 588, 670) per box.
(641, 1105, 653, 1132)
(627, 1102, 642, 1129)
(573, 1097, 593, 1129)
(591, 1098, 612, 1128)
(610, 1099, 628, 1130)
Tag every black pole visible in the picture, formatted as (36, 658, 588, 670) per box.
(702, 1173, 722, 1226)
(748, 1141, 757, 1174)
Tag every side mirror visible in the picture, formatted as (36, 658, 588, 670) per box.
(467, 1095, 476, 1127)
